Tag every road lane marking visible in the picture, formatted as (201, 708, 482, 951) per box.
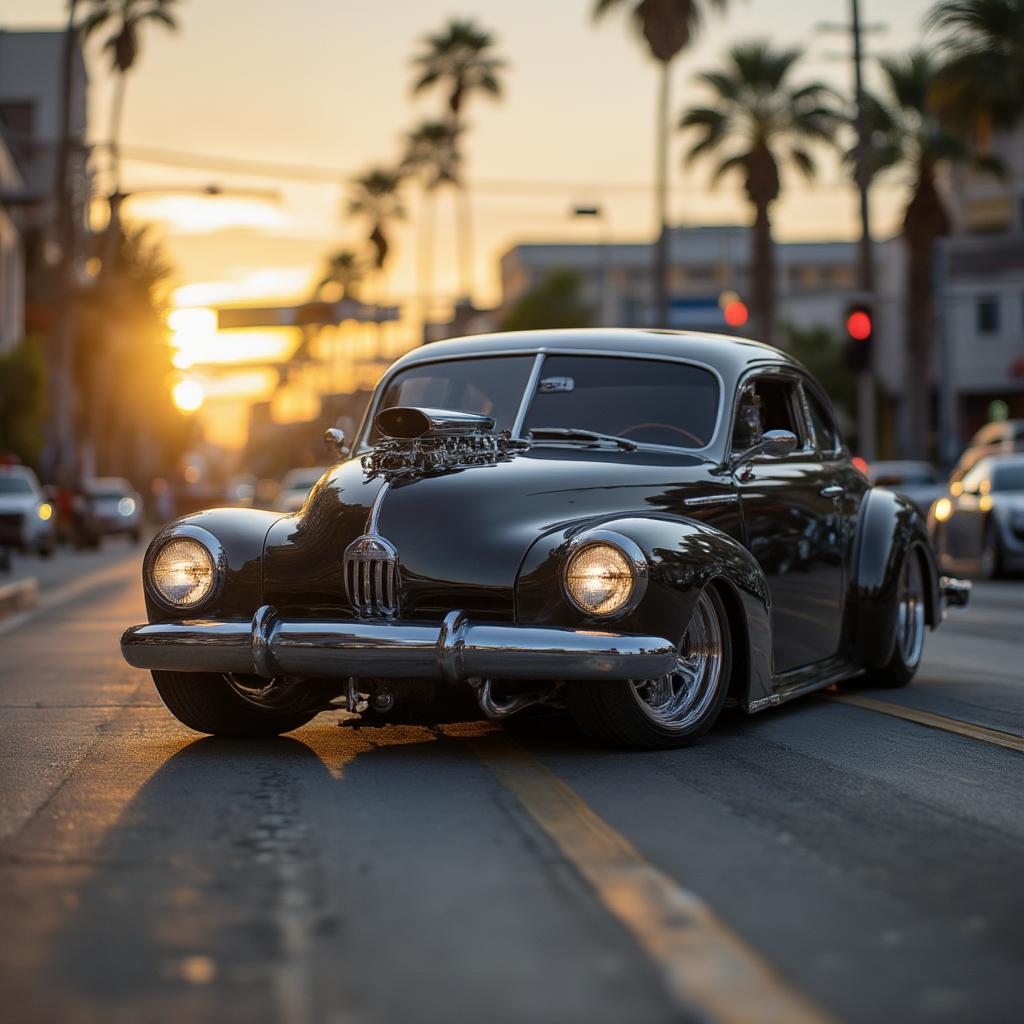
(823, 693, 1024, 753)
(468, 732, 835, 1024)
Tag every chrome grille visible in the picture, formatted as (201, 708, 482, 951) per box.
(344, 534, 400, 618)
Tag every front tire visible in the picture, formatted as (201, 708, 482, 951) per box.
(152, 670, 318, 737)
(568, 586, 732, 749)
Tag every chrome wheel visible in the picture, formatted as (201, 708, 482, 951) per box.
(224, 673, 307, 711)
(631, 589, 724, 731)
(896, 553, 925, 669)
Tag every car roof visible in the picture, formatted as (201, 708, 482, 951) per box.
(0, 464, 33, 477)
(387, 328, 795, 380)
(85, 477, 132, 491)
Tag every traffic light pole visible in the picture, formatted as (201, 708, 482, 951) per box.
(851, 0, 877, 461)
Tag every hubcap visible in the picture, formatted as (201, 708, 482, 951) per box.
(631, 590, 723, 731)
(897, 554, 925, 668)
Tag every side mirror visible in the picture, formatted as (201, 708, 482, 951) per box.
(324, 427, 349, 458)
(731, 429, 798, 473)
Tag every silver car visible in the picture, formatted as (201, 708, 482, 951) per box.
(929, 454, 1024, 578)
(0, 465, 56, 558)
(867, 461, 945, 516)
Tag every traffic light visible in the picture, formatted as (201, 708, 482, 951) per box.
(843, 302, 873, 371)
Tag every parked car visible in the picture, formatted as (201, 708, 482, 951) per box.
(76, 477, 143, 546)
(0, 464, 56, 562)
(929, 453, 1024, 578)
(274, 467, 329, 513)
(867, 461, 945, 516)
(951, 418, 1024, 484)
(121, 329, 969, 748)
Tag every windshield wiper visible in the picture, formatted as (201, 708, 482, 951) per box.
(528, 426, 638, 451)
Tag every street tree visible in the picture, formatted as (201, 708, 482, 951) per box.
(316, 250, 365, 302)
(679, 41, 839, 345)
(401, 120, 463, 318)
(855, 51, 992, 457)
(347, 168, 406, 308)
(927, 0, 1024, 142)
(81, 0, 180, 190)
(592, 0, 730, 328)
(411, 19, 505, 299)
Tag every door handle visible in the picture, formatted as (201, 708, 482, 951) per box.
(820, 484, 844, 498)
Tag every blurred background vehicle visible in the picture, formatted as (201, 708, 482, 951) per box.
(867, 460, 945, 515)
(274, 467, 328, 513)
(930, 453, 1024, 578)
(950, 420, 1024, 484)
(74, 478, 144, 548)
(224, 473, 258, 507)
(0, 465, 56, 566)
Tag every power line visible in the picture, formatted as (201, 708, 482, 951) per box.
(119, 143, 899, 198)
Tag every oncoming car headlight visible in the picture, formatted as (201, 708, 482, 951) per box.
(149, 535, 217, 609)
(563, 535, 646, 618)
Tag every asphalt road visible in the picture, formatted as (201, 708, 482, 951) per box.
(0, 550, 1021, 1024)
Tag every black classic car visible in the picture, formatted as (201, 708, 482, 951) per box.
(121, 329, 970, 748)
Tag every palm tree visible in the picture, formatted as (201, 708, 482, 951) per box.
(927, 0, 1024, 143)
(401, 120, 463, 318)
(82, 0, 180, 190)
(316, 249, 364, 302)
(679, 42, 839, 344)
(347, 168, 406, 300)
(411, 19, 504, 299)
(856, 51, 984, 457)
(593, 0, 730, 327)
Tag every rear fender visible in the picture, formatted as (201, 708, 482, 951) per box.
(516, 515, 773, 709)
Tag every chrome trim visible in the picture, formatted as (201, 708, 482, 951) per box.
(142, 523, 227, 613)
(358, 347, 728, 457)
(375, 406, 495, 439)
(940, 575, 971, 609)
(820, 484, 844, 498)
(561, 529, 649, 621)
(684, 493, 739, 507)
(746, 694, 781, 713)
(121, 605, 678, 682)
(511, 352, 545, 437)
(367, 479, 389, 535)
(344, 533, 400, 619)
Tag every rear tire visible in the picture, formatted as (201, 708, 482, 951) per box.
(568, 586, 732, 749)
(864, 547, 927, 689)
(152, 670, 318, 737)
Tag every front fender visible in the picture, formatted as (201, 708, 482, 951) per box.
(515, 515, 773, 708)
(851, 487, 940, 668)
(143, 508, 283, 622)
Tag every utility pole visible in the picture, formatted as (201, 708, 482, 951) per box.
(850, 0, 877, 461)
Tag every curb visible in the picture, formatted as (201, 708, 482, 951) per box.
(0, 576, 39, 622)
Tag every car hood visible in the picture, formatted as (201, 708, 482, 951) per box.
(263, 445, 721, 615)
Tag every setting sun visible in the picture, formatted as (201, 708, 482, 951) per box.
(172, 379, 204, 412)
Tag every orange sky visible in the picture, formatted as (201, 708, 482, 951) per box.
(4, 0, 936, 447)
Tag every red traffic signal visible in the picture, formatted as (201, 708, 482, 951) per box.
(845, 307, 872, 341)
(723, 300, 749, 327)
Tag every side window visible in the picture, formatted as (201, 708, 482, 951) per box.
(732, 377, 808, 453)
(804, 387, 841, 455)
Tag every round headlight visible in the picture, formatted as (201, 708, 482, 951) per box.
(150, 537, 216, 608)
(565, 542, 635, 617)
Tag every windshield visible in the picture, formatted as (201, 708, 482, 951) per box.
(0, 477, 34, 495)
(991, 463, 1024, 492)
(370, 355, 535, 443)
(523, 355, 718, 448)
(370, 353, 719, 450)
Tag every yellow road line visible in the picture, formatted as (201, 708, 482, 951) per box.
(823, 693, 1024, 754)
(468, 733, 835, 1024)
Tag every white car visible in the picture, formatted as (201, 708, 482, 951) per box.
(0, 465, 56, 557)
(275, 467, 328, 513)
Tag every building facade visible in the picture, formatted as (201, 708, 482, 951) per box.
(0, 130, 25, 354)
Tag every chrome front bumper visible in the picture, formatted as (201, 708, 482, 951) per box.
(121, 606, 678, 683)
